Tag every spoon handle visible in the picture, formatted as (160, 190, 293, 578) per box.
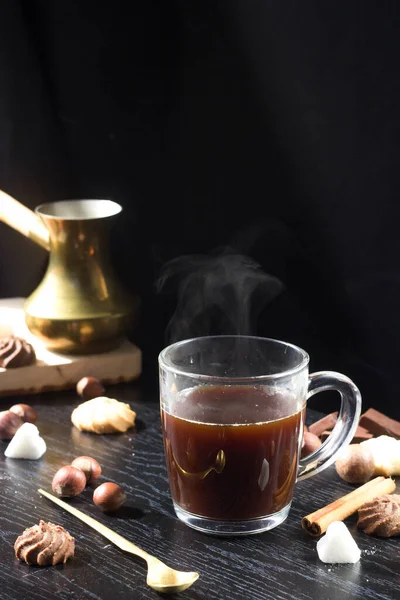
(38, 489, 149, 561)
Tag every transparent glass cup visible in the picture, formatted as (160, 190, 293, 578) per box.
(159, 336, 361, 535)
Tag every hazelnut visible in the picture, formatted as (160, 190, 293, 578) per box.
(76, 376, 105, 400)
(52, 465, 87, 497)
(9, 403, 38, 424)
(301, 431, 322, 457)
(93, 482, 126, 512)
(0, 410, 23, 440)
(335, 444, 375, 484)
(71, 456, 102, 484)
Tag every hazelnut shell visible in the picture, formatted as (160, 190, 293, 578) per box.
(93, 482, 126, 512)
(52, 465, 87, 497)
(0, 410, 23, 440)
(71, 456, 102, 484)
(9, 403, 38, 424)
(301, 431, 322, 457)
(76, 376, 105, 400)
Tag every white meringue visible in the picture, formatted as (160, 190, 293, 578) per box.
(317, 521, 361, 564)
(5, 422, 46, 459)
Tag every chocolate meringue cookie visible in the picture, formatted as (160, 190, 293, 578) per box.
(14, 520, 74, 566)
(357, 494, 400, 537)
(0, 336, 36, 368)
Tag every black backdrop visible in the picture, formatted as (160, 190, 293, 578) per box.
(1, 1, 400, 418)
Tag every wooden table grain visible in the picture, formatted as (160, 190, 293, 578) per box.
(0, 383, 398, 600)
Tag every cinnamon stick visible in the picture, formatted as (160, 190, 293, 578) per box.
(302, 476, 396, 536)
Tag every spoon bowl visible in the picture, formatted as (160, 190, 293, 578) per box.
(38, 489, 199, 594)
(146, 556, 199, 593)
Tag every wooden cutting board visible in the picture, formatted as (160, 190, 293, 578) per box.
(0, 298, 142, 397)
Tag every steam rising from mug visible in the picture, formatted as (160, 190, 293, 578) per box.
(157, 249, 284, 343)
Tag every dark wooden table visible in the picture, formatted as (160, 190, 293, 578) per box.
(0, 383, 399, 600)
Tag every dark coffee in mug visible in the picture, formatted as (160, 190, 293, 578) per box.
(160, 336, 361, 534)
(161, 385, 305, 520)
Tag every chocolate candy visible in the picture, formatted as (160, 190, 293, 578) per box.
(359, 408, 400, 440)
(309, 412, 338, 437)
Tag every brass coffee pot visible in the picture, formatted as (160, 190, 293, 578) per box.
(0, 191, 139, 354)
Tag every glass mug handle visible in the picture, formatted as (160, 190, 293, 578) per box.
(297, 371, 362, 481)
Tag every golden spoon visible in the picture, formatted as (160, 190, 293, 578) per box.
(38, 489, 199, 594)
(171, 446, 226, 481)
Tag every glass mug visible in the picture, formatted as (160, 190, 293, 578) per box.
(159, 336, 361, 535)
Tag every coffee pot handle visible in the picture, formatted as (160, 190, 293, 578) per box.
(0, 189, 49, 250)
(297, 371, 362, 481)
